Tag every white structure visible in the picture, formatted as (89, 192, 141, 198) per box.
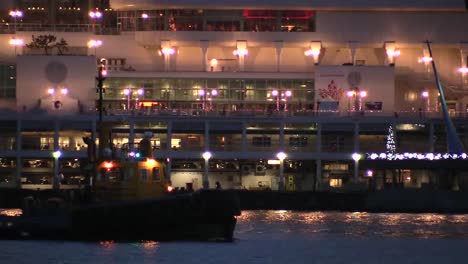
(1, 0, 468, 191)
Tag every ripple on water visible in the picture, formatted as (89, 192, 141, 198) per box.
(236, 211, 468, 239)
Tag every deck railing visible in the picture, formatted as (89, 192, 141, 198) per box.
(0, 23, 120, 34)
(4, 107, 468, 119)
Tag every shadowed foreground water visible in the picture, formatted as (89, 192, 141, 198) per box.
(1, 210, 468, 263)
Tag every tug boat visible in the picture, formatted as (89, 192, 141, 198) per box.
(0, 189, 240, 241)
(0, 131, 241, 241)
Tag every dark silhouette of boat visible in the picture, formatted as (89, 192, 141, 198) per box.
(0, 189, 240, 242)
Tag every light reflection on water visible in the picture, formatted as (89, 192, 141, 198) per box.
(1, 210, 468, 263)
(236, 211, 468, 239)
(0, 209, 22, 217)
(2, 209, 468, 240)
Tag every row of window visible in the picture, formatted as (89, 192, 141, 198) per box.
(252, 136, 308, 147)
(118, 10, 315, 32)
(101, 87, 315, 102)
(102, 78, 315, 101)
(105, 78, 314, 89)
(2, 9, 315, 33)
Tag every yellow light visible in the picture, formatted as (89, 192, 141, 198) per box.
(9, 38, 24, 46)
(210, 58, 218, 67)
(141, 102, 156, 107)
(268, 160, 280, 165)
(52, 150, 62, 159)
(146, 158, 156, 167)
(386, 49, 400, 57)
(88, 39, 102, 48)
(0, 209, 22, 217)
(304, 49, 320, 57)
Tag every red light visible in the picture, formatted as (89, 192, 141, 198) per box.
(103, 161, 113, 170)
(167, 186, 173, 192)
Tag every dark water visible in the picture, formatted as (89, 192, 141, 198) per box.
(237, 211, 468, 239)
(1, 210, 468, 263)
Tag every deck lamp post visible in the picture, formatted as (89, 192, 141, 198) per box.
(52, 150, 62, 190)
(198, 89, 206, 111)
(352, 152, 361, 182)
(358, 91, 367, 111)
(140, 13, 149, 30)
(276, 151, 287, 191)
(9, 37, 24, 56)
(283, 90, 292, 111)
(123, 88, 131, 110)
(89, 11, 102, 32)
(202, 151, 212, 189)
(458, 67, 468, 87)
(272, 90, 279, 111)
(87, 39, 102, 56)
(346, 90, 355, 113)
(97, 63, 106, 124)
(9, 10, 23, 32)
(208, 89, 218, 111)
(421, 91, 430, 112)
(135, 88, 144, 109)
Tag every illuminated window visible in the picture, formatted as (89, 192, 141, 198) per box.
(329, 179, 342, 188)
(171, 138, 181, 149)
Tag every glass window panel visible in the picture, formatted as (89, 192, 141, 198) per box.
(207, 79, 218, 88)
(266, 80, 278, 89)
(281, 80, 293, 89)
(168, 10, 204, 31)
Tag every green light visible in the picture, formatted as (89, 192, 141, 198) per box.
(52, 150, 62, 159)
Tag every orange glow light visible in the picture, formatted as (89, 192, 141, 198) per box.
(103, 161, 113, 171)
(167, 186, 173, 192)
(386, 49, 400, 57)
(9, 38, 24, 46)
(146, 158, 156, 167)
(161, 47, 175, 56)
(304, 49, 320, 57)
(141, 102, 157, 107)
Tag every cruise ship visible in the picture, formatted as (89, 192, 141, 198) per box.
(1, 0, 468, 193)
